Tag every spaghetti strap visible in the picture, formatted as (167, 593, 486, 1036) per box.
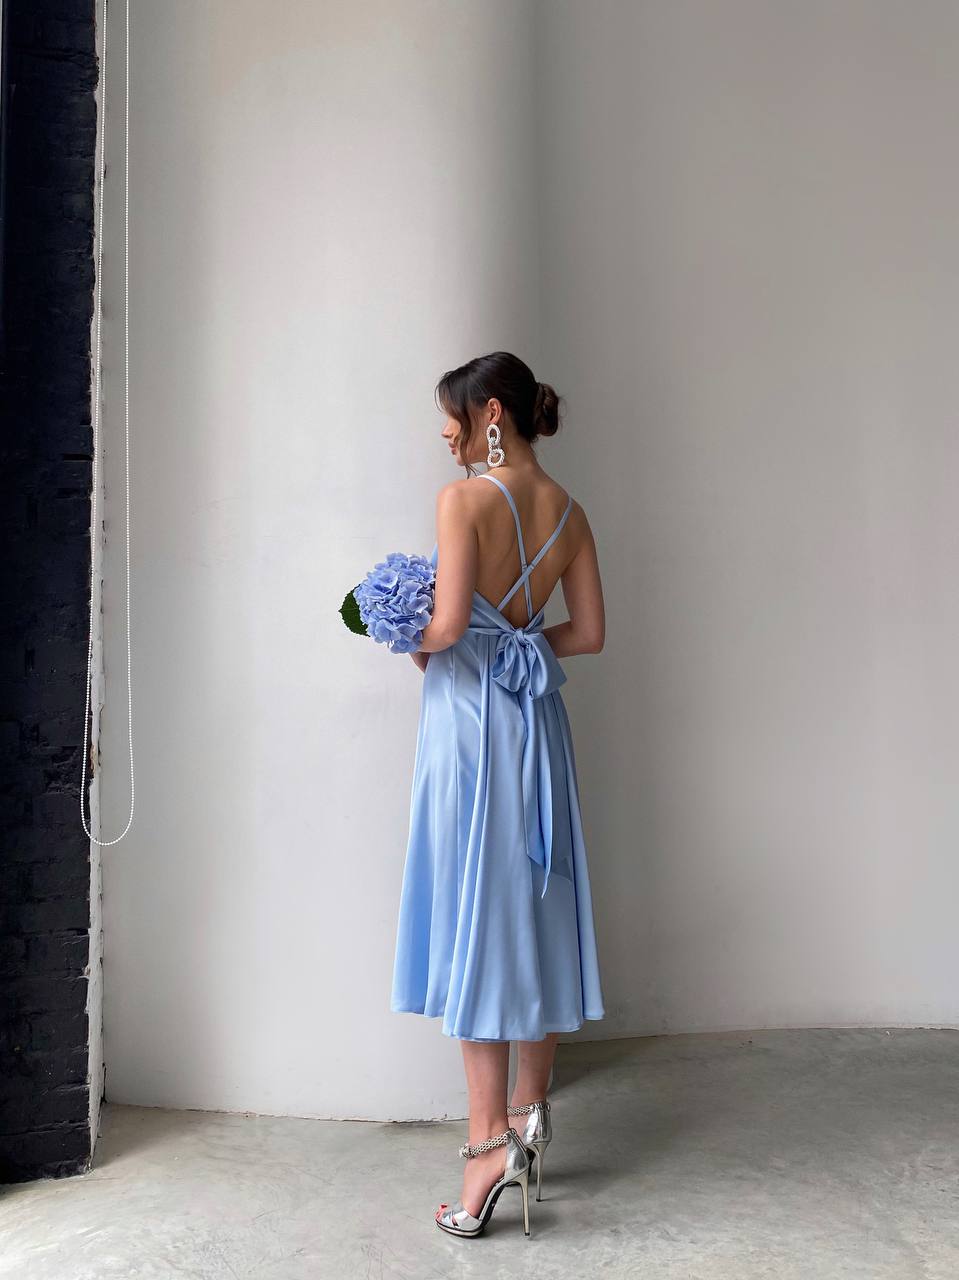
(479, 472, 574, 622)
(479, 472, 532, 618)
(499, 492, 573, 615)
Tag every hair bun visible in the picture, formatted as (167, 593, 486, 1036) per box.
(533, 380, 561, 438)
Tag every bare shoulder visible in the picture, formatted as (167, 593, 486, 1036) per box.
(434, 477, 491, 535)
(567, 493, 588, 523)
(532, 471, 592, 553)
(564, 494, 597, 558)
(436, 475, 499, 513)
(566, 492, 591, 532)
(435, 477, 477, 513)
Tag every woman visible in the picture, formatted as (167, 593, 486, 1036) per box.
(390, 351, 606, 1238)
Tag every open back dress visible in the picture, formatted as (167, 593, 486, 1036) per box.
(390, 471, 606, 1042)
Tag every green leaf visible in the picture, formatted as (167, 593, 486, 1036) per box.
(340, 586, 369, 636)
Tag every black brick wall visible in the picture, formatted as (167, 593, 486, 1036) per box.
(0, 0, 99, 1182)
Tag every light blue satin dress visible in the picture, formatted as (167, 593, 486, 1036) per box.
(390, 472, 605, 1042)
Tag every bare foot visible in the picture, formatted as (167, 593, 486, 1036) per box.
(436, 1142, 509, 1221)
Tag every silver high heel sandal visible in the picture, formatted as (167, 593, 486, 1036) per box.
(507, 1099, 552, 1200)
(435, 1127, 533, 1238)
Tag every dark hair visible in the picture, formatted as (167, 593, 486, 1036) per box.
(435, 351, 563, 477)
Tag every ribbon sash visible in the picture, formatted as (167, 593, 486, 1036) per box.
(469, 621, 568, 898)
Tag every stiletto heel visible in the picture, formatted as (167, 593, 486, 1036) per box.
(529, 1138, 547, 1200)
(507, 1099, 552, 1200)
(517, 1160, 531, 1235)
(435, 1127, 533, 1238)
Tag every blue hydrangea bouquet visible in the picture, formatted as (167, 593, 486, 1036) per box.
(341, 551, 436, 654)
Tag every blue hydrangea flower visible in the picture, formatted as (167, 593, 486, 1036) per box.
(353, 551, 436, 654)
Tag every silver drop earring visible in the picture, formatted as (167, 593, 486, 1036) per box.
(486, 421, 505, 468)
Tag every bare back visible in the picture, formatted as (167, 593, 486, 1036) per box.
(471, 469, 601, 639)
(426, 466, 605, 654)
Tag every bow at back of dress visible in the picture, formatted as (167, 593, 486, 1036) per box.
(459, 472, 575, 897)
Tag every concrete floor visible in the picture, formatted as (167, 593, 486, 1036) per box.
(1, 1028, 957, 1279)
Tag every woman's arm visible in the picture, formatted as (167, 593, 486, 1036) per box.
(415, 482, 476, 653)
(409, 651, 430, 674)
(543, 507, 605, 658)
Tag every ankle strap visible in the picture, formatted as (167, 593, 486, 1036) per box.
(458, 1127, 518, 1159)
(506, 1099, 550, 1116)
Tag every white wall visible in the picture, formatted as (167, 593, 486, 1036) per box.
(101, 1, 959, 1122)
(535, 0, 959, 1036)
(101, 0, 542, 1120)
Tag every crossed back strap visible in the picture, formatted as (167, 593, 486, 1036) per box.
(479, 473, 573, 622)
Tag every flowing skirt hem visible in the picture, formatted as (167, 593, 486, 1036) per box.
(390, 1002, 605, 1043)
